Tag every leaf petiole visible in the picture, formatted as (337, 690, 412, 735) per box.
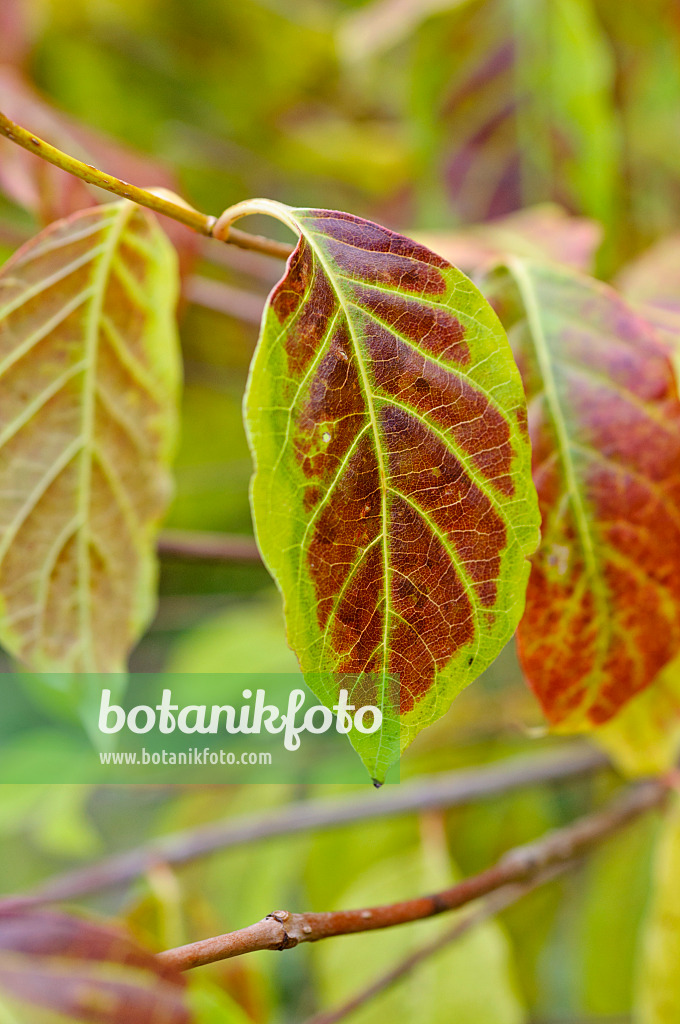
(0, 110, 293, 259)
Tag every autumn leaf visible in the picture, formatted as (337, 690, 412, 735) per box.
(490, 259, 680, 729)
(617, 233, 680, 314)
(245, 202, 539, 780)
(595, 655, 680, 777)
(0, 905, 192, 1023)
(616, 233, 680, 368)
(0, 201, 180, 673)
(589, 238, 680, 773)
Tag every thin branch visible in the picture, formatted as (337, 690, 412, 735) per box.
(0, 110, 293, 259)
(184, 276, 266, 324)
(302, 863, 569, 1024)
(158, 529, 261, 563)
(8, 744, 607, 908)
(156, 780, 664, 970)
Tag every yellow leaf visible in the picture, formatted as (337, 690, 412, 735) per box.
(0, 201, 180, 672)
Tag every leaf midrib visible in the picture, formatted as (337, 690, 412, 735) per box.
(299, 222, 507, 696)
(300, 228, 393, 699)
(509, 259, 611, 666)
(78, 203, 133, 670)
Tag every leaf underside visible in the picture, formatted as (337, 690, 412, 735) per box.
(0, 201, 180, 673)
(246, 205, 539, 779)
(494, 260, 680, 729)
(0, 906, 190, 1023)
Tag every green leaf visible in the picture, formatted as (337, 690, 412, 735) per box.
(489, 259, 680, 729)
(0, 201, 180, 672)
(596, 0, 680, 245)
(311, 844, 526, 1024)
(578, 813, 656, 1016)
(408, 0, 618, 227)
(188, 979, 252, 1024)
(0, 906, 192, 1023)
(636, 794, 680, 1024)
(245, 201, 539, 780)
(166, 592, 301, 675)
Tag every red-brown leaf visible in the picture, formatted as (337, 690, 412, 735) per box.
(492, 259, 680, 728)
(246, 202, 539, 779)
(0, 906, 192, 1023)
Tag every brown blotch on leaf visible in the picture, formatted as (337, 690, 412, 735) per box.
(293, 325, 365, 481)
(271, 239, 311, 324)
(303, 485, 322, 512)
(366, 330, 515, 497)
(347, 283, 469, 365)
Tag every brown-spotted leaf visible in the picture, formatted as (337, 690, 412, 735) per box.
(0, 201, 180, 672)
(590, 238, 680, 772)
(0, 906, 192, 1023)
(491, 259, 680, 728)
(245, 202, 539, 780)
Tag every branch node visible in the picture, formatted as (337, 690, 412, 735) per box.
(211, 209, 234, 243)
(266, 910, 298, 950)
(499, 842, 553, 878)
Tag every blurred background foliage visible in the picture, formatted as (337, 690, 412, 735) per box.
(0, 0, 678, 1020)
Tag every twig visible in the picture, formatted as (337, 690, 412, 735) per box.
(156, 780, 664, 970)
(302, 863, 570, 1024)
(158, 529, 261, 563)
(0, 110, 294, 259)
(184, 276, 266, 324)
(8, 744, 607, 907)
